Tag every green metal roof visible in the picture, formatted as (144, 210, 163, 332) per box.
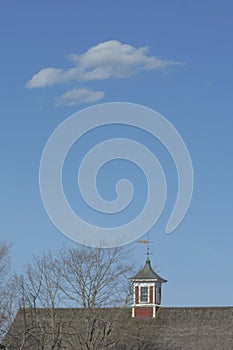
(130, 258, 167, 283)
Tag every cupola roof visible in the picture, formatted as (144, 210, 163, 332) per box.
(130, 258, 167, 283)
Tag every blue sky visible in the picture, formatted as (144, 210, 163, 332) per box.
(1, 0, 233, 306)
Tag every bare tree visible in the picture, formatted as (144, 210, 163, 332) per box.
(22, 252, 63, 309)
(4, 245, 134, 350)
(0, 241, 13, 343)
(10, 252, 64, 349)
(59, 246, 132, 308)
(58, 245, 133, 350)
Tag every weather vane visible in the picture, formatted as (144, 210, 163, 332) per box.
(137, 234, 154, 259)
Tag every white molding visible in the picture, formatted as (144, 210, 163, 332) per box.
(153, 306, 156, 318)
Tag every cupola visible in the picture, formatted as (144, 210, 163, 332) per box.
(129, 258, 167, 318)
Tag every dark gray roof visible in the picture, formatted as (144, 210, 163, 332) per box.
(4, 306, 233, 349)
(130, 258, 167, 283)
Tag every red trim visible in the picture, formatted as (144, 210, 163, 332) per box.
(135, 285, 139, 304)
(150, 286, 153, 303)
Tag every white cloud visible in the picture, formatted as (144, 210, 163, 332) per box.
(55, 88, 104, 106)
(26, 68, 66, 88)
(26, 40, 179, 88)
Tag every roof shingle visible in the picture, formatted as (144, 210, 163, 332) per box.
(4, 306, 233, 349)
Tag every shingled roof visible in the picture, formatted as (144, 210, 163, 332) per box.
(4, 306, 233, 349)
(130, 258, 167, 283)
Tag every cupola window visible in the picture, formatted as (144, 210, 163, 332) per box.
(140, 286, 149, 303)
